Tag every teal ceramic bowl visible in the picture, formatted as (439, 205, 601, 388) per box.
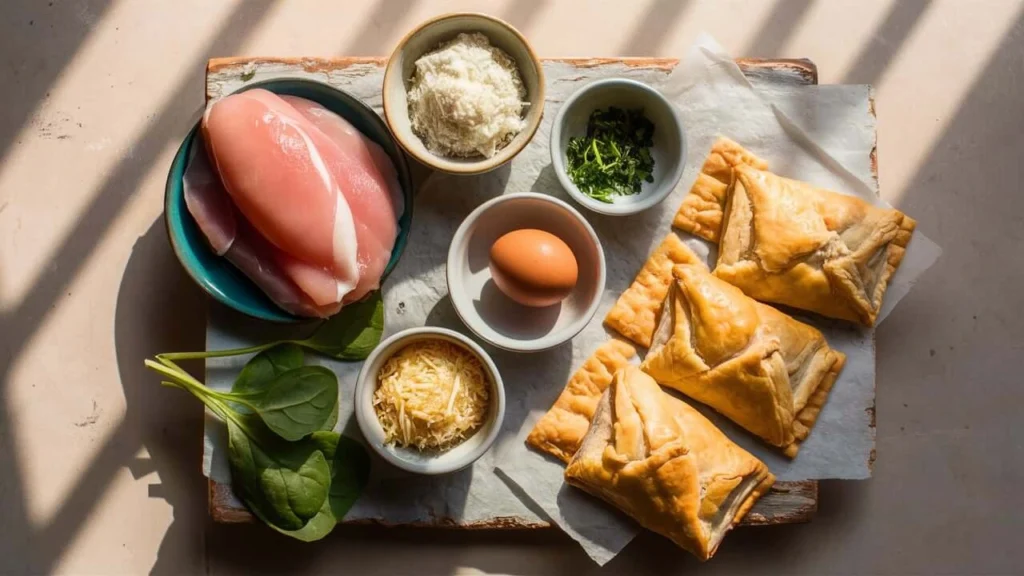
(165, 79, 415, 322)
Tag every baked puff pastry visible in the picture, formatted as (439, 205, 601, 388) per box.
(641, 264, 845, 456)
(714, 164, 916, 326)
(527, 339, 637, 463)
(672, 137, 769, 243)
(564, 366, 774, 561)
(604, 233, 703, 348)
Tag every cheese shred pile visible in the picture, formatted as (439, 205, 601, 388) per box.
(407, 32, 528, 159)
(373, 340, 490, 450)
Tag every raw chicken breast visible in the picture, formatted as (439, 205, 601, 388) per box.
(283, 95, 404, 220)
(183, 139, 342, 318)
(282, 95, 403, 302)
(204, 89, 395, 307)
(181, 139, 235, 256)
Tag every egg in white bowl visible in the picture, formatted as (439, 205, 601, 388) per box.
(446, 193, 606, 353)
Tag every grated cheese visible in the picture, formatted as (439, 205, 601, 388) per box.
(373, 340, 490, 450)
(407, 32, 528, 159)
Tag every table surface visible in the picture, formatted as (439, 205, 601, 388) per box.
(1, 1, 1021, 574)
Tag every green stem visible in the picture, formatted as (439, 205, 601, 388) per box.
(145, 360, 231, 422)
(156, 355, 188, 374)
(591, 139, 604, 167)
(147, 358, 263, 418)
(145, 359, 265, 444)
(145, 358, 205, 388)
(208, 390, 260, 412)
(157, 341, 282, 362)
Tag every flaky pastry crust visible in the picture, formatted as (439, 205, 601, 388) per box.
(714, 164, 916, 326)
(526, 339, 638, 462)
(641, 265, 845, 455)
(603, 233, 703, 348)
(672, 137, 769, 242)
(565, 367, 774, 561)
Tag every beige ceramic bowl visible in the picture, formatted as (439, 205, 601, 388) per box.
(382, 13, 545, 174)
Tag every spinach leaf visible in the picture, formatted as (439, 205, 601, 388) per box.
(270, 432, 371, 542)
(144, 358, 367, 540)
(226, 417, 331, 531)
(233, 344, 338, 433)
(322, 394, 340, 432)
(294, 291, 384, 360)
(227, 366, 338, 441)
(326, 435, 370, 517)
(233, 343, 304, 395)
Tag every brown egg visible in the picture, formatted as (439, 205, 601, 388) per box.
(489, 229, 579, 307)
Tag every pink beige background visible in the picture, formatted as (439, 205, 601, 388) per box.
(1, 1, 1020, 574)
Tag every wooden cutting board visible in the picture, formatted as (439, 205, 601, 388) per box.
(203, 56, 867, 529)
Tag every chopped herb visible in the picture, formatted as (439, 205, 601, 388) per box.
(565, 107, 656, 203)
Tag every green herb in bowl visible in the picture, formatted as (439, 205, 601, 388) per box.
(565, 107, 656, 203)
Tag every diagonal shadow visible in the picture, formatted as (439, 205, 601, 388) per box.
(194, 5, 1024, 576)
(0, 0, 115, 167)
(758, 0, 932, 183)
(0, 1, 279, 572)
(841, 0, 934, 85)
(743, 0, 816, 57)
(618, 0, 693, 57)
(338, 0, 421, 56)
(0, 0, 278, 377)
(876, 6, 1024, 414)
(817, 8, 1024, 575)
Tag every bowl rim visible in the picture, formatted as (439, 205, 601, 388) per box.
(354, 327, 506, 475)
(163, 77, 415, 323)
(445, 192, 607, 352)
(550, 77, 687, 216)
(382, 11, 546, 175)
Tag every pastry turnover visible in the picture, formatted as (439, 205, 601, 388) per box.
(526, 339, 637, 463)
(714, 164, 916, 326)
(673, 138, 915, 326)
(641, 264, 845, 456)
(672, 137, 768, 242)
(564, 366, 774, 561)
(603, 233, 703, 348)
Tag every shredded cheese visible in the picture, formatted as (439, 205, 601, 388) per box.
(373, 340, 490, 450)
(407, 32, 528, 159)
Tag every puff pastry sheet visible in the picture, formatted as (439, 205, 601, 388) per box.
(641, 264, 845, 456)
(603, 233, 703, 348)
(526, 339, 638, 463)
(565, 366, 774, 561)
(672, 137, 769, 242)
(715, 164, 916, 326)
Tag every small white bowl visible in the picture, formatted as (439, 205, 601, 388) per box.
(551, 78, 686, 216)
(382, 12, 545, 175)
(446, 193, 606, 352)
(354, 327, 505, 475)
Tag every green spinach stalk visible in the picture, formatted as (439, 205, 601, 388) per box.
(157, 290, 384, 364)
(146, 357, 336, 441)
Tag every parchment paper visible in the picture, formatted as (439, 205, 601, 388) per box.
(494, 34, 940, 564)
(202, 34, 940, 563)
